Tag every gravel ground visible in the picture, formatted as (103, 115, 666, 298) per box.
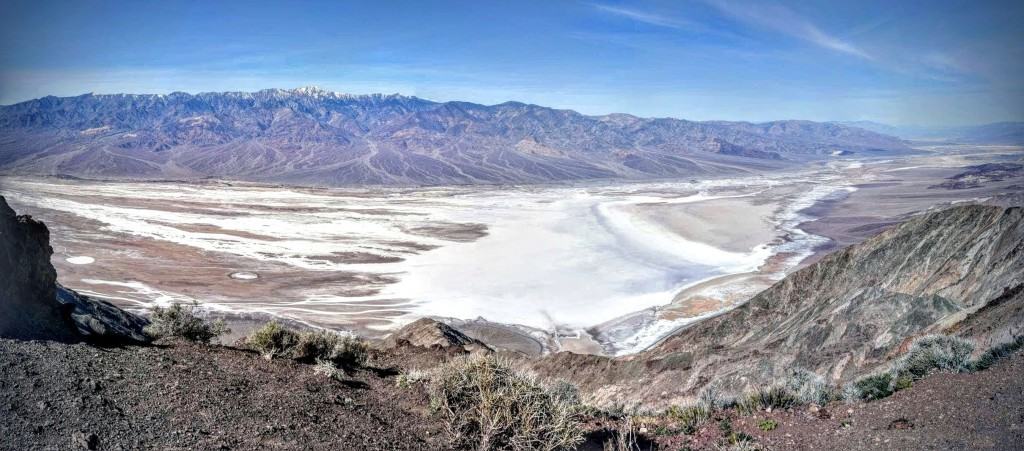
(0, 338, 444, 450)
(644, 351, 1024, 450)
(752, 351, 1024, 450)
(2, 337, 1021, 450)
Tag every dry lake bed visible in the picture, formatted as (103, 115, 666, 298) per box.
(2, 145, 1021, 355)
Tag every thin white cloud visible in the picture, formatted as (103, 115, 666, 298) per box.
(591, 4, 695, 30)
(703, 0, 872, 60)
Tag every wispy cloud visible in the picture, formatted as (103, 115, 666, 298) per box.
(702, 0, 872, 60)
(590, 3, 696, 30)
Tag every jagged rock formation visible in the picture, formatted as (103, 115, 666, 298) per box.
(0, 196, 148, 343)
(530, 204, 1024, 405)
(0, 196, 78, 341)
(0, 87, 910, 185)
(384, 318, 491, 355)
(57, 285, 150, 343)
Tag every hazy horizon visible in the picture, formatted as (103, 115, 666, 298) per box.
(1, 0, 1022, 127)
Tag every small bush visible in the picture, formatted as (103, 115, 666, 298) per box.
(428, 355, 584, 450)
(294, 330, 368, 370)
(726, 431, 756, 445)
(697, 384, 735, 411)
(247, 321, 299, 358)
(849, 373, 894, 401)
(848, 335, 980, 402)
(892, 335, 974, 380)
(971, 335, 1024, 371)
(665, 404, 711, 434)
(893, 375, 913, 391)
(719, 440, 765, 451)
(784, 368, 835, 406)
(737, 386, 798, 415)
(313, 359, 344, 381)
(144, 302, 229, 343)
(757, 420, 777, 432)
(396, 368, 431, 388)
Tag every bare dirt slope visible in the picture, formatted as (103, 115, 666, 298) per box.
(745, 351, 1024, 450)
(0, 338, 444, 450)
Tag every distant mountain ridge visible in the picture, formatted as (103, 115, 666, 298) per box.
(0, 87, 910, 185)
(835, 120, 1024, 145)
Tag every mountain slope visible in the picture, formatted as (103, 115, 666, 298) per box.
(529, 204, 1024, 406)
(0, 87, 910, 185)
(836, 120, 1024, 145)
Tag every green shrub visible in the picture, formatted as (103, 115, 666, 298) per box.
(665, 404, 711, 434)
(892, 335, 974, 380)
(893, 376, 913, 391)
(144, 302, 229, 344)
(737, 386, 798, 414)
(971, 335, 1024, 371)
(757, 419, 778, 432)
(784, 368, 835, 406)
(849, 373, 894, 401)
(428, 355, 584, 450)
(247, 321, 299, 358)
(848, 335, 980, 402)
(293, 330, 368, 370)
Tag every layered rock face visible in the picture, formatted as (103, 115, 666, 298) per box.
(0, 196, 77, 341)
(0, 196, 148, 343)
(530, 204, 1023, 405)
(650, 205, 1022, 383)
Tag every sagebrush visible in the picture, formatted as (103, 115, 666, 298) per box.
(248, 321, 299, 358)
(429, 355, 584, 450)
(294, 330, 368, 369)
(784, 368, 835, 406)
(971, 335, 1024, 371)
(737, 385, 798, 414)
(144, 302, 229, 343)
(847, 334, 976, 401)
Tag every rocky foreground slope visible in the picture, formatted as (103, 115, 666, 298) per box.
(0, 87, 909, 185)
(2, 196, 1022, 449)
(530, 204, 1023, 406)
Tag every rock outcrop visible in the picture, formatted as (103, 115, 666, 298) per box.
(385, 318, 492, 355)
(0, 196, 78, 341)
(0, 196, 148, 343)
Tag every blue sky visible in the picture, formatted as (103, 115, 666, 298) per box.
(1, 0, 1021, 126)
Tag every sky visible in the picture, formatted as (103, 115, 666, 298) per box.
(0, 0, 1021, 126)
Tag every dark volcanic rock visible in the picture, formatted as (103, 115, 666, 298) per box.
(0, 196, 148, 343)
(0, 196, 77, 341)
(57, 285, 149, 344)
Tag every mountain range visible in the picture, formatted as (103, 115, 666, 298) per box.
(0, 87, 911, 185)
(836, 120, 1024, 145)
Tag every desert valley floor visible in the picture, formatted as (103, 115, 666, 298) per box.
(1, 145, 1021, 355)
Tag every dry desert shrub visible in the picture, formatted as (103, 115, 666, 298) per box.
(428, 355, 584, 450)
(144, 302, 229, 344)
(293, 329, 368, 370)
(247, 321, 299, 359)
